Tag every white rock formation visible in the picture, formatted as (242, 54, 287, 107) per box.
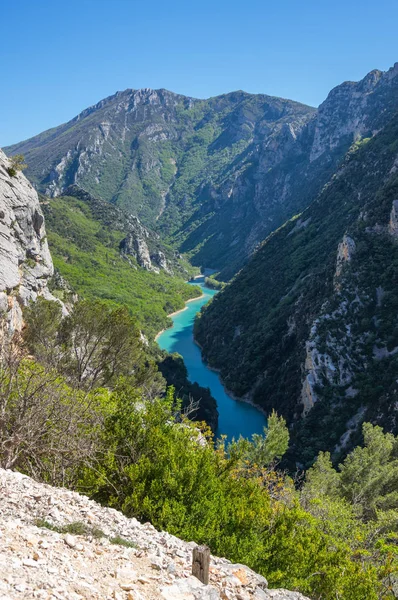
(0, 149, 57, 336)
(335, 234, 356, 279)
(388, 199, 398, 238)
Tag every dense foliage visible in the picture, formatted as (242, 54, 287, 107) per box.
(204, 276, 225, 290)
(1, 301, 397, 597)
(196, 113, 398, 466)
(42, 194, 200, 338)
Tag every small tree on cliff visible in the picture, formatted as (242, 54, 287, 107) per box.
(7, 154, 27, 177)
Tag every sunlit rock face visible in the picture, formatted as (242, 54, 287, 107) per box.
(0, 149, 57, 337)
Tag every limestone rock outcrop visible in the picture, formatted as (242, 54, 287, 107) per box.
(310, 63, 398, 162)
(388, 199, 398, 238)
(335, 234, 356, 279)
(119, 232, 172, 273)
(120, 232, 152, 270)
(0, 149, 57, 336)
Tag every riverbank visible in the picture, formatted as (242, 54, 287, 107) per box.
(155, 293, 204, 341)
(156, 279, 266, 439)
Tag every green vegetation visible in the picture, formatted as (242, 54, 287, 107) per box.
(35, 519, 105, 538)
(108, 535, 137, 549)
(7, 153, 27, 177)
(1, 301, 397, 598)
(35, 519, 137, 547)
(42, 194, 200, 339)
(204, 276, 226, 290)
(6, 89, 318, 278)
(196, 113, 398, 466)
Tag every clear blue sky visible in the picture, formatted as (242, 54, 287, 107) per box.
(1, 0, 397, 146)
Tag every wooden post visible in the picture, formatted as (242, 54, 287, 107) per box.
(192, 545, 210, 584)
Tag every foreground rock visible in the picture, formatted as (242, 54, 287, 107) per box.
(0, 469, 310, 600)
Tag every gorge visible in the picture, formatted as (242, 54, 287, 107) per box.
(5, 61, 398, 461)
(2, 56, 398, 598)
(157, 276, 266, 440)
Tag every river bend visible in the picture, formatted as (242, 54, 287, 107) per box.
(157, 277, 266, 440)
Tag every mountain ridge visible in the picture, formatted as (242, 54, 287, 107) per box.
(4, 86, 316, 278)
(6, 64, 398, 279)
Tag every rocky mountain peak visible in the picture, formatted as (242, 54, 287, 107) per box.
(74, 87, 196, 124)
(310, 63, 398, 162)
(385, 61, 398, 80)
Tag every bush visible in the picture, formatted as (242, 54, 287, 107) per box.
(24, 298, 163, 396)
(81, 389, 395, 598)
(7, 154, 27, 177)
(0, 347, 107, 486)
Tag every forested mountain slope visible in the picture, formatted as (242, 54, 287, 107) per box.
(6, 64, 398, 278)
(196, 109, 398, 465)
(6, 89, 314, 277)
(41, 187, 199, 338)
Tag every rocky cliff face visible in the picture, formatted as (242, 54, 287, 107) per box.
(310, 63, 398, 162)
(7, 64, 398, 280)
(0, 468, 310, 600)
(0, 150, 57, 337)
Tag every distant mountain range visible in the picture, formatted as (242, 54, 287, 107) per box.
(8, 65, 398, 279)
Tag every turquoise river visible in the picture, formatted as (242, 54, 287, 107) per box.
(157, 276, 266, 440)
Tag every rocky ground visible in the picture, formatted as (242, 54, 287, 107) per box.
(0, 469, 310, 600)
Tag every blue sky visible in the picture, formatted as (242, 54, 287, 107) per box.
(1, 0, 397, 146)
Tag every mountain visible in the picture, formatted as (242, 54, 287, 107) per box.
(5, 89, 315, 278)
(6, 65, 398, 279)
(196, 85, 398, 465)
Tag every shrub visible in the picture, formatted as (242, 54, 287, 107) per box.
(0, 349, 107, 486)
(7, 154, 27, 177)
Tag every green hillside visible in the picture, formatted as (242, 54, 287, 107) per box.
(42, 193, 200, 339)
(196, 114, 398, 465)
